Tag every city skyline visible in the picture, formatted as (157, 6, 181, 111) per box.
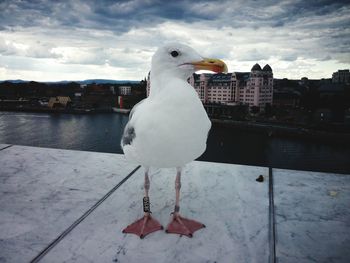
(0, 0, 349, 81)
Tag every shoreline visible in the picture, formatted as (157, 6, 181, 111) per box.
(1, 110, 350, 174)
(0, 107, 129, 115)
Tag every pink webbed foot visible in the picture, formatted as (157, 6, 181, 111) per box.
(122, 214, 163, 239)
(165, 213, 205, 238)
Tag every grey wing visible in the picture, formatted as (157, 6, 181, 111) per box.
(121, 124, 135, 147)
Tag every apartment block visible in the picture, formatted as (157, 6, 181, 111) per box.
(147, 63, 273, 109)
(189, 63, 273, 108)
(332, 69, 350, 84)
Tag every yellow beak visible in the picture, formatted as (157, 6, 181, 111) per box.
(190, 58, 228, 73)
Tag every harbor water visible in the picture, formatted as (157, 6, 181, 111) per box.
(0, 111, 349, 174)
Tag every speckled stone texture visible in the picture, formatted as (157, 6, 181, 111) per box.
(0, 145, 349, 263)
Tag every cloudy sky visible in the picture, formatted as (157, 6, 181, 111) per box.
(0, 0, 349, 81)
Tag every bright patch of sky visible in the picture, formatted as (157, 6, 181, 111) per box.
(0, 0, 349, 81)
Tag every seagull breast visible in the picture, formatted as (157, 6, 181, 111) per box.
(121, 43, 227, 168)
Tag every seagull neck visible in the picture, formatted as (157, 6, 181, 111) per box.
(149, 72, 187, 97)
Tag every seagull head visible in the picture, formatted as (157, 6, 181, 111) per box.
(151, 42, 228, 79)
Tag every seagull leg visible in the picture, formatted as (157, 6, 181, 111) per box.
(122, 168, 163, 239)
(165, 168, 205, 237)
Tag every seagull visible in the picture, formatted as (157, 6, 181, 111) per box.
(121, 43, 227, 238)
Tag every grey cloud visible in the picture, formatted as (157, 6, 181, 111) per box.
(235, 49, 271, 61)
(0, 36, 61, 59)
(0, 0, 349, 80)
(320, 55, 332, 61)
(0, 38, 17, 56)
(29, 41, 61, 59)
(280, 53, 298, 62)
(1, 0, 349, 35)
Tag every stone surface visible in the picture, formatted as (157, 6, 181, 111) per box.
(274, 168, 350, 263)
(0, 144, 11, 150)
(0, 145, 138, 263)
(41, 162, 269, 263)
(1, 145, 349, 263)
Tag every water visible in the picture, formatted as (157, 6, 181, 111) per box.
(0, 112, 128, 153)
(0, 111, 349, 174)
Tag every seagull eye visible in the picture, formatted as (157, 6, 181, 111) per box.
(170, 50, 179, 57)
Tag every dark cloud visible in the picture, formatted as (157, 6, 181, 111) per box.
(1, 0, 349, 33)
(0, 0, 349, 80)
(0, 0, 205, 33)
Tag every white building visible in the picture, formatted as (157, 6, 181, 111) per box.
(119, 86, 132, 95)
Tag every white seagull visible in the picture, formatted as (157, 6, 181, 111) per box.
(121, 43, 227, 238)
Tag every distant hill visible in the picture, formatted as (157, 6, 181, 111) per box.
(0, 79, 29, 84)
(0, 79, 140, 85)
(71, 79, 140, 85)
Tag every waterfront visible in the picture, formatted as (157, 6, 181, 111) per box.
(1, 111, 350, 174)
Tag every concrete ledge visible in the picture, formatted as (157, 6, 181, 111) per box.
(0, 146, 137, 263)
(274, 169, 350, 263)
(0, 145, 349, 262)
(0, 144, 11, 151)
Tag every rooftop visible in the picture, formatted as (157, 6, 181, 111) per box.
(251, 63, 262, 71)
(263, 64, 272, 72)
(209, 73, 233, 82)
(0, 145, 349, 262)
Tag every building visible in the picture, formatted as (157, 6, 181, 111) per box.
(146, 72, 151, 96)
(273, 91, 300, 108)
(146, 63, 273, 109)
(332, 69, 350, 84)
(189, 63, 273, 108)
(119, 86, 132, 96)
(48, 96, 72, 108)
(189, 73, 237, 104)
